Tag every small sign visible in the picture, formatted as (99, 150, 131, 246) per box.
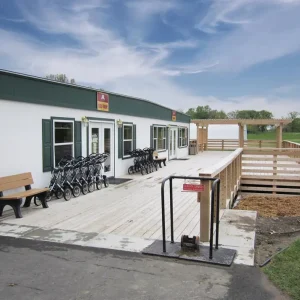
(183, 183, 205, 192)
(97, 92, 109, 111)
(172, 111, 176, 121)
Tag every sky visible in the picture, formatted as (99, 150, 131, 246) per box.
(1, 0, 300, 117)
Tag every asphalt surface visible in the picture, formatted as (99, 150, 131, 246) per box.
(0, 236, 288, 300)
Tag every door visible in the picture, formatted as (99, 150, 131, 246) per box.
(169, 127, 177, 160)
(90, 122, 114, 178)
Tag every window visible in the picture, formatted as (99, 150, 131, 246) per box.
(153, 126, 166, 151)
(53, 120, 74, 166)
(123, 124, 133, 157)
(179, 127, 188, 147)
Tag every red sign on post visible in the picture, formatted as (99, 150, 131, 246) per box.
(97, 92, 109, 111)
(182, 183, 205, 192)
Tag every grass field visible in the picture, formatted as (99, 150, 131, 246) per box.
(263, 239, 300, 300)
(248, 132, 300, 143)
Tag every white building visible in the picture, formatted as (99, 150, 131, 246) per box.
(0, 70, 190, 187)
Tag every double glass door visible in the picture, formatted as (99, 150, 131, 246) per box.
(89, 122, 114, 178)
(169, 127, 177, 160)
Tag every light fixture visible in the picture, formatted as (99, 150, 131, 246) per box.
(116, 119, 123, 128)
(81, 116, 89, 127)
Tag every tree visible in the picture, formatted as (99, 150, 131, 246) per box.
(185, 105, 227, 119)
(45, 74, 76, 84)
(284, 112, 300, 132)
(228, 109, 273, 132)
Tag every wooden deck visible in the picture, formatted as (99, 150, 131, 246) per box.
(1, 151, 231, 242)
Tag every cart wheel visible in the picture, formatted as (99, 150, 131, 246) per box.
(72, 184, 81, 197)
(63, 187, 72, 201)
(81, 183, 89, 195)
(141, 167, 145, 175)
(88, 182, 95, 193)
(153, 163, 158, 171)
(128, 166, 134, 175)
(96, 180, 102, 190)
(104, 177, 109, 188)
(34, 196, 42, 206)
(55, 190, 63, 199)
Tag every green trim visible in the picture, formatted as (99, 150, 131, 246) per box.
(87, 125, 89, 155)
(87, 117, 115, 122)
(0, 70, 190, 123)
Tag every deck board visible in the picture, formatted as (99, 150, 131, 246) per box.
(1, 151, 232, 241)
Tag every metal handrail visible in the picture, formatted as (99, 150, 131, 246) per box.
(161, 176, 220, 259)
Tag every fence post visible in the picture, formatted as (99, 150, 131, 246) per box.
(220, 169, 227, 208)
(200, 180, 211, 242)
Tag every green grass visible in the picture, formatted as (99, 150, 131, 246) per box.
(263, 239, 300, 300)
(248, 132, 300, 143)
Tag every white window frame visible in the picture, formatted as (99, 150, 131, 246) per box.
(123, 124, 133, 158)
(153, 126, 167, 151)
(179, 127, 188, 147)
(53, 119, 74, 166)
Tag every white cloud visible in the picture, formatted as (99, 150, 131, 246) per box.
(194, 0, 300, 72)
(1, 0, 300, 118)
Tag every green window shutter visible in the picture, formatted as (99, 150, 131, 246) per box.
(166, 127, 169, 150)
(150, 126, 153, 148)
(178, 128, 181, 148)
(42, 119, 52, 172)
(118, 127, 123, 158)
(186, 127, 189, 146)
(133, 125, 136, 150)
(74, 121, 82, 157)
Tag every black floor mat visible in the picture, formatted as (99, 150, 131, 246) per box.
(108, 178, 133, 185)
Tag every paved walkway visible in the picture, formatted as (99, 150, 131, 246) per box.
(0, 237, 288, 300)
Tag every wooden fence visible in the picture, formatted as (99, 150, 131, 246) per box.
(206, 139, 277, 150)
(240, 148, 300, 196)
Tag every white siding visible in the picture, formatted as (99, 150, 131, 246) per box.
(0, 99, 189, 188)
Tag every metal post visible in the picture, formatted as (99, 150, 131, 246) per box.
(161, 179, 167, 253)
(170, 178, 174, 243)
(209, 181, 215, 260)
(216, 180, 220, 249)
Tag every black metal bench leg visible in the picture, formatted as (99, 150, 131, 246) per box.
(40, 193, 49, 209)
(0, 200, 22, 218)
(12, 200, 23, 218)
(0, 204, 4, 217)
(158, 161, 162, 168)
(163, 159, 166, 166)
(23, 196, 33, 207)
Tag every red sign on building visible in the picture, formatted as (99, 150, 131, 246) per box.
(97, 92, 109, 112)
(172, 111, 176, 121)
(182, 183, 205, 192)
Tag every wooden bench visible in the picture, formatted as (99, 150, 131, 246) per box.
(0, 172, 49, 218)
(153, 151, 167, 168)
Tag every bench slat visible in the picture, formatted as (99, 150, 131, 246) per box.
(0, 173, 34, 191)
(0, 188, 49, 200)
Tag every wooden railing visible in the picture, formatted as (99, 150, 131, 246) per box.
(241, 148, 300, 196)
(197, 149, 243, 242)
(206, 139, 277, 150)
(282, 140, 300, 149)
